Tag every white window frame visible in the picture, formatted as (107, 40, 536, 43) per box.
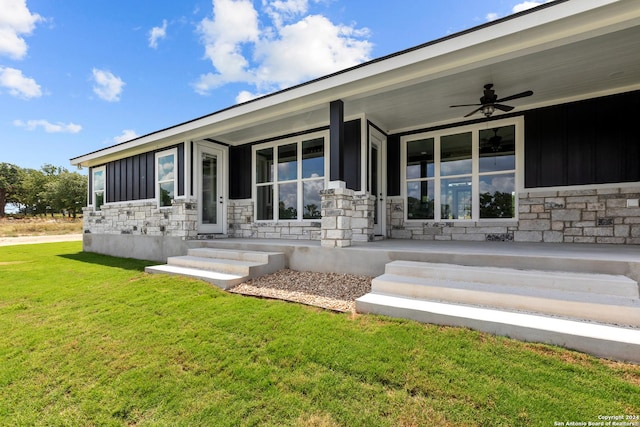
(252, 131, 329, 222)
(401, 117, 523, 222)
(155, 148, 178, 208)
(92, 166, 106, 210)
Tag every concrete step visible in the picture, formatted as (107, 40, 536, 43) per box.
(145, 264, 246, 290)
(188, 247, 284, 266)
(167, 255, 262, 276)
(356, 293, 640, 364)
(384, 260, 639, 298)
(146, 248, 285, 290)
(372, 274, 640, 327)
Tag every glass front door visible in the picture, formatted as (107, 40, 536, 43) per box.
(370, 130, 385, 236)
(198, 146, 224, 233)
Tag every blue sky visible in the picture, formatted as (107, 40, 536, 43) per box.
(0, 0, 551, 172)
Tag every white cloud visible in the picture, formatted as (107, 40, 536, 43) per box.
(485, 13, 499, 22)
(14, 119, 82, 133)
(113, 129, 139, 143)
(92, 68, 125, 102)
(148, 19, 167, 49)
(235, 90, 264, 104)
(512, 0, 553, 14)
(254, 14, 371, 90)
(195, 0, 260, 92)
(263, 0, 309, 28)
(0, 0, 43, 59)
(0, 66, 41, 98)
(485, 0, 554, 22)
(194, 0, 372, 99)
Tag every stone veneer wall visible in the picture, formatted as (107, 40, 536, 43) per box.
(83, 198, 199, 238)
(517, 186, 640, 244)
(351, 194, 375, 242)
(227, 199, 321, 240)
(387, 185, 640, 244)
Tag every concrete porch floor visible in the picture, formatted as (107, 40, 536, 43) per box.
(191, 238, 640, 282)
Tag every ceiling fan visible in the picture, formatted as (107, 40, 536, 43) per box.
(450, 84, 533, 118)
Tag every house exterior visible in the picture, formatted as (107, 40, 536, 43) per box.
(71, 0, 640, 262)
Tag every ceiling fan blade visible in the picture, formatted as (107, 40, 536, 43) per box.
(464, 106, 483, 117)
(495, 90, 533, 103)
(494, 104, 514, 112)
(450, 103, 481, 108)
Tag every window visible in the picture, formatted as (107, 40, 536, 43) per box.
(155, 149, 177, 207)
(404, 121, 518, 221)
(254, 134, 326, 221)
(92, 166, 105, 210)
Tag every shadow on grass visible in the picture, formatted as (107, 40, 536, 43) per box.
(58, 251, 155, 272)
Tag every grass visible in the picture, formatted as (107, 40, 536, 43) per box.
(0, 242, 639, 426)
(0, 216, 83, 237)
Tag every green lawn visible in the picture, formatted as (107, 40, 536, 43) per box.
(0, 242, 638, 426)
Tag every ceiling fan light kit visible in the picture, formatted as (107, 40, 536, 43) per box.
(450, 83, 533, 118)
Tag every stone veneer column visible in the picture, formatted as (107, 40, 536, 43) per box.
(351, 194, 375, 242)
(320, 181, 354, 248)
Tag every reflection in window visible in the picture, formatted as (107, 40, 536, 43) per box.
(479, 173, 515, 218)
(279, 182, 297, 219)
(407, 181, 434, 219)
(441, 178, 472, 219)
(256, 148, 273, 183)
(404, 122, 518, 221)
(257, 185, 273, 220)
(479, 126, 515, 173)
(156, 151, 175, 207)
(256, 136, 325, 221)
(302, 138, 324, 179)
(93, 167, 105, 210)
(278, 144, 297, 181)
(303, 180, 323, 219)
(407, 138, 434, 179)
(441, 132, 472, 176)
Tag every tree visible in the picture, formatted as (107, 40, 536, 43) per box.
(17, 168, 47, 215)
(0, 163, 22, 218)
(44, 170, 87, 218)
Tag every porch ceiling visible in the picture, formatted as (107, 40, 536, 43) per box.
(214, 22, 640, 144)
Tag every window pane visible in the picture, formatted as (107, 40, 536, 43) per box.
(441, 132, 472, 176)
(407, 138, 434, 179)
(202, 154, 217, 225)
(303, 180, 323, 219)
(159, 182, 174, 207)
(257, 185, 273, 220)
(94, 191, 104, 210)
(278, 182, 297, 219)
(278, 143, 297, 181)
(302, 138, 324, 179)
(256, 148, 273, 183)
(407, 181, 434, 219)
(93, 169, 104, 191)
(157, 154, 175, 182)
(479, 126, 515, 172)
(441, 177, 472, 219)
(479, 173, 515, 218)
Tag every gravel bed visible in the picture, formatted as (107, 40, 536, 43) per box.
(230, 269, 372, 312)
